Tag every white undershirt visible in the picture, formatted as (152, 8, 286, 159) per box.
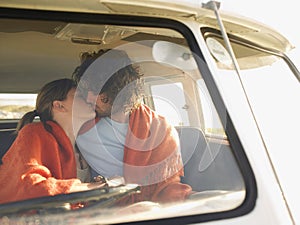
(76, 117, 128, 178)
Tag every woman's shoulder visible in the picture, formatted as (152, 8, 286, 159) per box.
(21, 121, 44, 131)
(18, 122, 48, 138)
(7, 122, 48, 154)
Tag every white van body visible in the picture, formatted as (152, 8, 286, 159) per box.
(0, 0, 299, 224)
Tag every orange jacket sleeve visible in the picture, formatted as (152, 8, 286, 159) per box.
(123, 104, 192, 204)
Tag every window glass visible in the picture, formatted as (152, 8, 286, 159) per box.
(150, 82, 189, 126)
(0, 17, 249, 224)
(0, 94, 36, 119)
(197, 79, 225, 137)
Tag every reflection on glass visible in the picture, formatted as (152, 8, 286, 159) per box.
(0, 18, 246, 224)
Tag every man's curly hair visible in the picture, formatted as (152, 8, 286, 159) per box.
(72, 49, 144, 114)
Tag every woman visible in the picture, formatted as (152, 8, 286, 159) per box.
(0, 78, 103, 204)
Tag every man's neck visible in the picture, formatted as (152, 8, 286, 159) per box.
(109, 110, 130, 123)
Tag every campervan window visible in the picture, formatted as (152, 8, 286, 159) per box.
(0, 16, 252, 224)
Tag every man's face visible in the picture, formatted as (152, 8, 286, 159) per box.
(86, 91, 112, 117)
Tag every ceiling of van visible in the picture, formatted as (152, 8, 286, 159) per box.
(0, 19, 189, 93)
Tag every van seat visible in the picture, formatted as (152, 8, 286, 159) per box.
(0, 129, 17, 164)
(176, 126, 244, 192)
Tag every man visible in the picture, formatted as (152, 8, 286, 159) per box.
(72, 49, 192, 205)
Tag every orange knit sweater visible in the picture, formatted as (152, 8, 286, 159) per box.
(0, 121, 81, 204)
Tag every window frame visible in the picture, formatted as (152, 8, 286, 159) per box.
(0, 7, 257, 224)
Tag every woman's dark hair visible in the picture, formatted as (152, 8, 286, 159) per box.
(16, 78, 76, 132)
(72, 49, 144, 114)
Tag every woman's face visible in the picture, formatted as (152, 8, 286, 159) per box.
(86, 91, 112, 117)
(66, 88, 96, 123)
